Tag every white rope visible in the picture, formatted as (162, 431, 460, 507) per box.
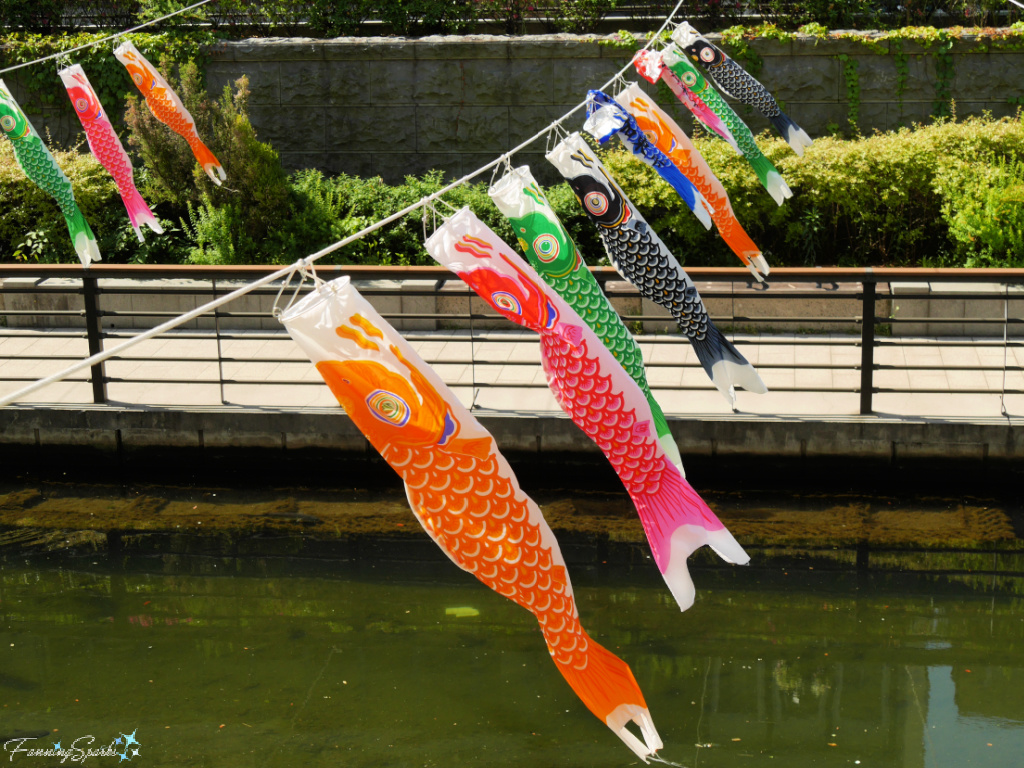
(0, 0, 214, 75)
(0, 263, 298, 407)
(0, 3, 688, 407)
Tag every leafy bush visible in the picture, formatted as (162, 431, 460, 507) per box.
(5, 105, 1024, 268)
(748, 0, 879, 30)
(1, 137, 134, 263)
(541, 0, 619, 33)
(599, 113, 1024, 269)
(934, 156, 1024, 267)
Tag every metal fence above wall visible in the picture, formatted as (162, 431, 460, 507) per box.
(1, 264, 1022, 417)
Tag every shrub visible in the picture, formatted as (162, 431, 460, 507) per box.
(598, 113, 1024, 269)
(541, 0, 619, 33)
(1, 137, 129, 263)
(5, 106, 1024, 268)
(934, 156, 1024, 267)
(376, 0, 477, 35)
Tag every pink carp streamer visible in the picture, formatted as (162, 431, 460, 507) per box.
(426, 207, 750, 612)
(281, 277, 662, 760)
(59, 63, 163, 241)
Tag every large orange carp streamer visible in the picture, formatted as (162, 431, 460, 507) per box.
(280, 277, 662, 761)
(426, 207, 750, 612)
(114, 40, 225, 186)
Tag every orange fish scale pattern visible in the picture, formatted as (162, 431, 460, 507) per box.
(386, 443, 591, 669)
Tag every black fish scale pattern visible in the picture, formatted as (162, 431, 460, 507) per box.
(601, 224, 709, 341)
(705, 58, 782, 118)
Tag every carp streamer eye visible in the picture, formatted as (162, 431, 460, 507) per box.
(532, 233, 561, 263)
(367, 389, 412, 427)
(491, 291, 523, 316)
(700, 47, 716, 63)
(132, 73, 143, 86)
(75, 97, 90, 113)
(0, 115, 15, 132)
(584, 192, 609, 217)
(682, 71, 697, 87)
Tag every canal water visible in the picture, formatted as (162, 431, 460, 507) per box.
(2, 556, 1022, 768)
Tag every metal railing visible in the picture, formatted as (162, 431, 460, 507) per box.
(1, 264, 1022, 415)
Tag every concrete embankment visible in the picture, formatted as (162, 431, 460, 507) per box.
(1, 402, 1022, 474)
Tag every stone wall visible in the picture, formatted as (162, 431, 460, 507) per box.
(6, 33, 1024, 184)
(200, 33, 1024, 183)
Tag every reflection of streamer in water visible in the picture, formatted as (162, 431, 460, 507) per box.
(906, 665, 939, 768)
(649, 753, 691, 767)
(693, 657, 712, 767)
(293, 646, 341, 732)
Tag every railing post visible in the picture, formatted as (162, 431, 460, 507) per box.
(859, 273, 876, 415)
(81, 272, 107, 404)
(213, 278, 227, 405)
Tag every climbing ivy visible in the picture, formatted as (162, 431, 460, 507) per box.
(891, 39, 909, 122)
(603, 25, 1024, 135)
(932, 30, 956, 117)
(719, 25, 765, 77)
(837, 53, 861, 132)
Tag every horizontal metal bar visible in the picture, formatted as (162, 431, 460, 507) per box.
(873, 388, 1024, 395)
(5, 266, 1024, 412)
(2, 264, 1023, 283)
(0, 309, 85, 317)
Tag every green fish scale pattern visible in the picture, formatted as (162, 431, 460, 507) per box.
(664, 61, 762, 161)
(13, 136, 78, 217)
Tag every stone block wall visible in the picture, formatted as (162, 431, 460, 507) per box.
(6, 33, 1024, 184)
(200, 33, 1024, 183)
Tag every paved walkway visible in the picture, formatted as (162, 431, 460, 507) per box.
(1, 327, 1022, 421)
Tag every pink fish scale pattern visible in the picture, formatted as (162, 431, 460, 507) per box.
(539, 306, 730, 582)
(425, 206, 750, 612)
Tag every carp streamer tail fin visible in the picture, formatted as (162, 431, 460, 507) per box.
(121, 184, 164, 241)
(64, 204, 101, 266)
(689, 322, 767, 406)
(555, 635, 663, 761)
(769, 112, 814, 157)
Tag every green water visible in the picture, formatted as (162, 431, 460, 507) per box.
(2, 558, 1022, 768)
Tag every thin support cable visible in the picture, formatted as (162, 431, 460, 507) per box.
(469, 290, 479, 411)
(0, 261, 302, 407)
(1, 0, 690, 406)
(0, 0, 214, 76)
(1001, 283, 1010, 418)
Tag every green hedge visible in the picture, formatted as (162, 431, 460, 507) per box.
(598, 114, 1024, 269)
(3, 79, 1024, 268)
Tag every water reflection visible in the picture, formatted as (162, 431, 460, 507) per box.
(1, 559, 1023, 767)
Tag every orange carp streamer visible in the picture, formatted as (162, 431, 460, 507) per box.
(281, 277, 662, 761)
(614, 83, 769, 281)
(114, 40, 225, 186)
